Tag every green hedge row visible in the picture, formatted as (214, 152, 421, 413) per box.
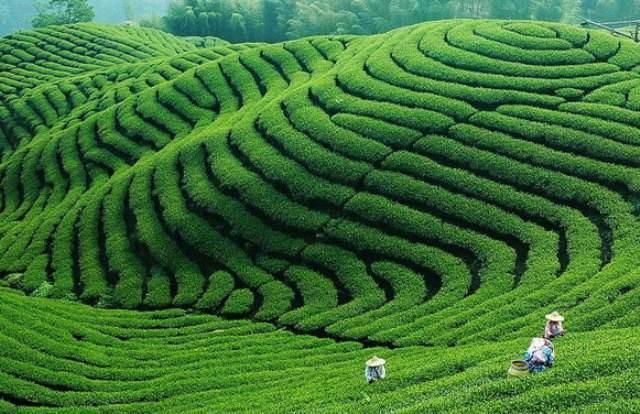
(156, 150, 298, 319)
(476, 22, 573, 50)
(391, 24, 633, 94)
(497, 104, 640, 147)
(362, 169, 559, 286)
(327, 261, 426, 338)
(472, 111, 640, 170)
(143, 266, 173, 308)
(322, 218, 470, 340)
(450, 123, 640, 193)
(382, 32, 555, 109)
(422, 23, 617, 79)
(77, 185, 110, 303)
(130, 164, 203, 306)
(447, 21, 594, 66)
(283, 40, 334, 74)
(258, 98, 373, 186)
(282, 90, 391, 162)
(295, 242, 385, 331)
(278, 265, 338, 327)
(382, 149, 601, 283)
(180, 145, 306, 256)
(195, 271, 235, 311)
(229, 119, 354, 207)
(311, 77, 454, 133)
(206, 131, 331, 232)
(337, 39, 475, 121)
(399, 134, 640, 344)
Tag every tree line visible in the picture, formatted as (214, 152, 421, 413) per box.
(157, 0, 640, 42)
(0, 0, 637, 41)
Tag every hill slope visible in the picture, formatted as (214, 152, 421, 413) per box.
(2, 286, 640, 413)
(1, 20, 640, 412)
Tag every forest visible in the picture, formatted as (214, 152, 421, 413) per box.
(160, 0, 639, 42)
(1, 0, 638, 41)
(2, 0, 640, 409)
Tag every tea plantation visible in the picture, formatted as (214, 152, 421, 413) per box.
(1, 19, 640, 413)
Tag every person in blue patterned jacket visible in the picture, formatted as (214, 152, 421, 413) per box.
(524, 337, 555, 373)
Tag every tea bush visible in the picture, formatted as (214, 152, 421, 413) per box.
(1, 19, 640, 412)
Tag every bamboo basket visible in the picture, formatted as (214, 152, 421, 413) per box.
(507, 360, 529, 378)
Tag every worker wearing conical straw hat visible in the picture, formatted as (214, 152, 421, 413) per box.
(543, 311, 565, 340)
(364, 356, 386, 384)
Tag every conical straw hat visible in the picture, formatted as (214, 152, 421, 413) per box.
(366, 356, 386, 367)
(545, 311, 564, 322)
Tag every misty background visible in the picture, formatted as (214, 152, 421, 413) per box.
(0, 0, 172, 36)
(1, 0, 638, 41)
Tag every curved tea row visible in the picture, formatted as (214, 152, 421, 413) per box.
(1, 286, 640, 413)
(0, 20, 639, 353)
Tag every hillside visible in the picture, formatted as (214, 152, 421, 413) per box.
(1, 20, 640, 412)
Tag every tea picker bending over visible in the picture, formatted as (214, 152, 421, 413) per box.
(365, 356, 386, 384)
(524, 337, 555, 373)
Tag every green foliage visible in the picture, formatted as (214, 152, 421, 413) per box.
(220, 287, 254, 316)
(31, 280, 54, 297)
(159, 0, 640, 42)
(23, 255, 49, 293)
(195, 271, 235, 310)
(32, 0, 95, 28)
(143, 266, 172, 308)
(0, 18, 640, 413)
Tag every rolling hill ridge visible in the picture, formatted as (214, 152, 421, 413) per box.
(1, 20, 640, 412)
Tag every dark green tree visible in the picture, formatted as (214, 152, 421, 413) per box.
(228, 12, 248, 41)
(532, 0, 563, 20)
(158, 0, 640, 43)
(414, 0, 451, 21)
(588, 0, 637, 21)
(263, 0, 281, 41)
(32, 0, 94, 28)
(163, 0, 261, 40)
(532, 0, 579, 21)
(489, 0, 532, 18)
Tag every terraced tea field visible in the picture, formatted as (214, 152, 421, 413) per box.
(1, 20, 640, 413)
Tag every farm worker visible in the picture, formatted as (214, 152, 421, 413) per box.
(524, 337, 555, 373)
(543, 311, 565, 340)
(365, 356, 386, 384)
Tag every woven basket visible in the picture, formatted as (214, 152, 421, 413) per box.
(507, 360, 529, 378)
